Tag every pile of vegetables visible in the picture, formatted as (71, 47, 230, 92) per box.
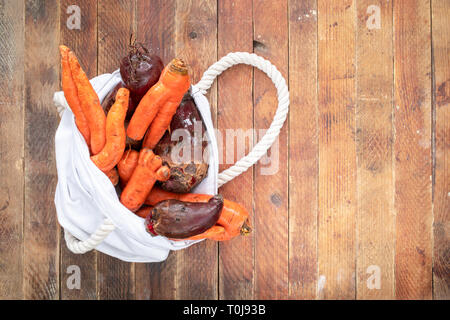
(59, 43, 250, 241)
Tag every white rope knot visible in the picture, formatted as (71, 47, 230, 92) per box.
(56, 52, 289, 254)
(196, 52, 289, 187)
(64, 218, 116, 254)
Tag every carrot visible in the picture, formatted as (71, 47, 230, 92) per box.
(69, 51, 106, 155)
(141, 100, 180, 149)
(177, 225, 226, 241)
(117, 148, 139, 187)
(135, 206, 153, 219)
(155, 165, 170, 181)
(105, 167, 119, 186)
(59, 46, 90, 148)
(91, 88, 129, 172)
(127, 58, 190, 143)
(145, 187, 251, 241)
(120, 149, 169, 212)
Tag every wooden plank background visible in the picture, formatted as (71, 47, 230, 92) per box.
(0, 0, 448, 300)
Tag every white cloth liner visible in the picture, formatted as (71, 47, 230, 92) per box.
(53, 70, 219, 263)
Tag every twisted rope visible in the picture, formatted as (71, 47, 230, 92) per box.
(64, 218, 116, 254)
(56, 52, 289, 254)
(196, 52, 289, 187)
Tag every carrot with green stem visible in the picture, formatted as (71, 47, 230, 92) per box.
(69, 51, 106, 155)
(91, 88, 129, 172)
(120, 149, 170, 212)
(59, 45, 90, 148)
(127, 58, 190, 145)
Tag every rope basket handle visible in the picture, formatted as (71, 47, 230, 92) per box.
(58, 52, 289, 254)
(195, 52, 289, 187)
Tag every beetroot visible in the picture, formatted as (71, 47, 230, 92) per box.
(154, 94, 209, 193)
(146, 195, 223, 239)
(101, 82, 136, 120)
(119, 42, 164, 104)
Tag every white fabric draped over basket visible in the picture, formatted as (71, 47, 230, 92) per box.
(53, 52, 289, 263)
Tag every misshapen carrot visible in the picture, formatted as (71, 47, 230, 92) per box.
(105, 167, 119, 186)
(120, 149, 170, 212)
(145, 187, 251, 241)
(141, 100, 179, 149)
(135, 206, 153, 219)
(127, 58, 190, 143)
(91, 88, 129, 172)
(69, 51, 106, 155)
(117, 148, 139, 187)
(59, 46, 91, 148)
(184, 225, 226, 241)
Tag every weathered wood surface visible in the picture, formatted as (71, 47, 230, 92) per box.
(288, 0, 318, 300)
(317, 0, 357, 300)
(432, 0, 450, 301)
(60, 0, 98, 300)
(393, 0, 433, 300)
(23, 0, 60, 299)
(217, 0, 254, 300)
(253, 0, 289, 300)
(356, 0, 395, 299)
(0, 0, 25, 300)
(0, 0, 446, 300)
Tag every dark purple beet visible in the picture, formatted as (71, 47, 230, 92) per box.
(101, 82, 137, 120)
(145, 195, 223, 239)
(154, 94, 209, 193)
(119, 43, 163, 102)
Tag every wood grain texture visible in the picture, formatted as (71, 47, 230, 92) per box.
(431, 0, 450, 300)
(217, 0, 254, 300)
(136, 0, 176, 65)
(0, 0, 445, 300)
(317, 0, 357, 300)
(60, 0, 98, 78)
(59, 0, 97, 300)
(135, 0, 178, 300)
(393, 0, 432, 300)
(172, 0, 218, 299)
(288, 0, 318, 300)
(355, 0, 395, 299)
(0, 0, 25, 300)
(23, 0, 60, 299)
(97, 0, 136, 300)
(253, 0, 289, 300)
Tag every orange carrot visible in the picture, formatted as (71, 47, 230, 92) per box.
(117, 148, 139, 187)
(155, 165, 170, 181)
(141, 100, 179, 149)
(135, 206, 153, 219)
(120, 149, 169, 212)
(59, 45, 91, 148)
(181, 225, 226, 241)
(127, 58, 190, 143)
(69, 51, 106, 155)
(105, 167, 119, 186)
(91, 88, 129, 172)
(145, 187, 251, 241)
